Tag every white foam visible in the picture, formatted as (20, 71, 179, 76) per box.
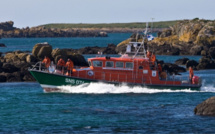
(200, 84, 215, 92)
(56, 82, 210, 94)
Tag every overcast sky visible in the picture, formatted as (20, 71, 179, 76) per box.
(1, 0, 214, 28)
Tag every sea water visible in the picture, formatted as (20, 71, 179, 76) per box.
(0, 33, 215, 133)
(0, 33, 131, 53)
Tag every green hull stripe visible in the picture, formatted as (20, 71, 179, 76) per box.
(29, 70, 93, 86)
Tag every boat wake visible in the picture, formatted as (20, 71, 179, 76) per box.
(56, 82, 215, 94)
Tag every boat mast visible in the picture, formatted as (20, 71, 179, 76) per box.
(133, 22, 148, 59)
(151, 18, 154, 33)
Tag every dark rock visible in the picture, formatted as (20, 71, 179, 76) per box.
(194, 96, 215, 116)
(0, 75, 6, 82)
(4, 53, 17, 62)
(13, 62, 31, 72)
(37, 45, 52, 60)
(103, 44, 117, 54)
(186, 60, 199, 69)
(26, 55, 37, 63)
(51, 48, 67, 63)
(2, 63, 19, 73)
(23, 73, 35, 81)
(208, 47, 215, 59)
(79, 46, 102, 54)
(67, 54, 88, 66)
(0, 61, 2, 68)
(52, 48, 65, 58)
(32, 42, 51, 58)
(0, 43, 6, 47)
(162, 63, 186, 75)
(201, 50, 207, 56)
(17, 53, 28, 61)
(197, 57, 215, 69)
(175, 58, 189, 65)
(0, 21, 15, 31)
(190, 46, 203, 55)
(10, 72, 22, 82)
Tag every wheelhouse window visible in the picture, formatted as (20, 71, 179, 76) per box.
(93, 61, 103, 67)
(116, 62, 124, 68)
(105, 61, 114, 67)
(125, 62, 133, 69)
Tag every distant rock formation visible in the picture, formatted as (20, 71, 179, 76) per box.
(117, 19, 215, 56)
(0, 21, 15, 31)
(0, 21, 108, 38)
(0, 43, 6, 47)
(194, 96, 215, 116)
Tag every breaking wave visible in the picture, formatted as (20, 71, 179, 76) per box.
(57, 82, 215, 94)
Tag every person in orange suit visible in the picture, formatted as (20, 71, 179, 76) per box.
(151, 52, 156, 66)
(65, 59, 74, 75)
(146, 50, 152, 61)
(42, 56, 51, 68)
(189, 67, 194, 82)
(57, 58, 65, 74)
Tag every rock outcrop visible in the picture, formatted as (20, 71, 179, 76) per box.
(0, 43, 6, 47)
(194, 96, 215, 116)
(197, 57, 215, 70)
(0, 21, 15, 31)
(0, 42, 90, 82)
(116, 19, 215, 56)
(0, 21, 108, 38)
(175, 58, 189, 65)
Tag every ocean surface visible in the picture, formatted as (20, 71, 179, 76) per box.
(0, 33, 215, 133)
(0, 33, 132, 53)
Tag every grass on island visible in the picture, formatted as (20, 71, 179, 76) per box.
(40, 20, 180, 29)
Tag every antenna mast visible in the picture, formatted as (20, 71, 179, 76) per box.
(151, 18, 154, 33)
(133, 22, 148, 58)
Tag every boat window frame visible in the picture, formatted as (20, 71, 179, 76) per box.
(125, 62, 133, 69)
(115, 62, 124, 68)
(92, 60, 103, 67)
(105, 61, 114, 68)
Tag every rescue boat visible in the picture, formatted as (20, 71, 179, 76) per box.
(29, 27, 202, 92)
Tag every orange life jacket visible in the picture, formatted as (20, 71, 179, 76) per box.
(65, 60, 74, 71)
(42, 57, 51, 68)
(151, 54, 156, 65)
(57, 59, 65, 67)
(189, 67, 194, 79)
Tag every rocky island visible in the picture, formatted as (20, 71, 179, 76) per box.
(0, 21, 107, 38)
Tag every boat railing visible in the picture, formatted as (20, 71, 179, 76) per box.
(30, 61, 48, 72)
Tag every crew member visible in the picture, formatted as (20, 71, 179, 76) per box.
(57, 58, 65, 74)
(189, 67, 194, 82)
(151, 52, 156, 66)
(65, 59, 74, 75)
(146, 50, 152, 60)
(42, 56, 51, 68)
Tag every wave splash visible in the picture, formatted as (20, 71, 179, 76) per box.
(57, 82, 215, 94)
